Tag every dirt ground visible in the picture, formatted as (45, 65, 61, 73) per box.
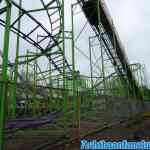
(5, 112, 150, 150)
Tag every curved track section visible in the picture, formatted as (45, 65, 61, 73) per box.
(0, 0, 72, 74)
(78, 0, 142, 98)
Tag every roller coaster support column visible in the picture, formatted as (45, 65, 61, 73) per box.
(97, 0, 107, 98)
(89, 37, 93, 90)
(49, 60, 52, 112)
(12, 0, 22, 119)
(88, 37, 95, 106)
(33, 54, 37, 116)
(0, 0, 12, 149)
(25, 50, 29, 114)
(77, 95, 81, 140)
(71, 4, 77, 125)
(61, 0, 67, 127)
(25, 51, 29, 84)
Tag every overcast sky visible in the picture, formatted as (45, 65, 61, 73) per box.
(106, 0, 150, 80)
(0, 0, 150, 83)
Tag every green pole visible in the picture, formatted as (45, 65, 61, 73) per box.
(71, 4, 76, 120)
(26, 50, 29, 82)
(12, 0, 22, 119)
(0, 1, 12, 149)
(61, 0, 67, 126)
(49, 61, 52, 112)
(25, 50, 29, 115)
(89, 37, 93, 95)
(139, 64, 144, 97)
(33, 57, 37, 116)
(77, 95, 80, 138)
(23, 50, 29, 116)
(97, 0, 106, 97)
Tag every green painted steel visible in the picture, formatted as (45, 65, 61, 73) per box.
(0, 1, 149, 148)
(12, 0, 22, 119)
(71, 4, 77, 121)
(97, 0, 107, 97)
(49, 61, 52, 112)
(61, 0, 68, 126)
(33, 58, 37, 116)
(89, 37, 93, 89)
(0, 1, 12, 149)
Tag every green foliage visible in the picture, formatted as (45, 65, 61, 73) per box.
(140, 86, 150, 99)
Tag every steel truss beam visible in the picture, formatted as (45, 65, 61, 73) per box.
(78, 0, 143, 99)
(0, 0, 72, 75)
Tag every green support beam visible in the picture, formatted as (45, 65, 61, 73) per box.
(0, 1, 12, 149)
(61, 0, 67, 127)
(12, 0, 22, 119)
(71, 4, 77, 122)
(33, 58, 37, 116)
(97, 0, 107, 97)
(89, 37, 93, 89)
(48, 60, 52, 112)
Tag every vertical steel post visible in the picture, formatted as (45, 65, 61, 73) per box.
(25, 50, 29, 82)
(25, 50, 29, 114)
(24, 50, 29, 116)
(61, 0, 67, 126)
(77, 95, 80, 139)
(112, 21, 122, 96)
(97, 0, 106, 97)
(49, 60, 52, 112)
(139, 64, 144, 97)
(89, 37, 93, 89)
(33, 55, 37, 116)
(71, 4, 76, 121)
(0, 1, 11, 149)
(12, 0, 22, 119)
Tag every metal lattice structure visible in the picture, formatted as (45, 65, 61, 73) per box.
(78, 0, 143, 98)
(0, 0, 149, 149)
